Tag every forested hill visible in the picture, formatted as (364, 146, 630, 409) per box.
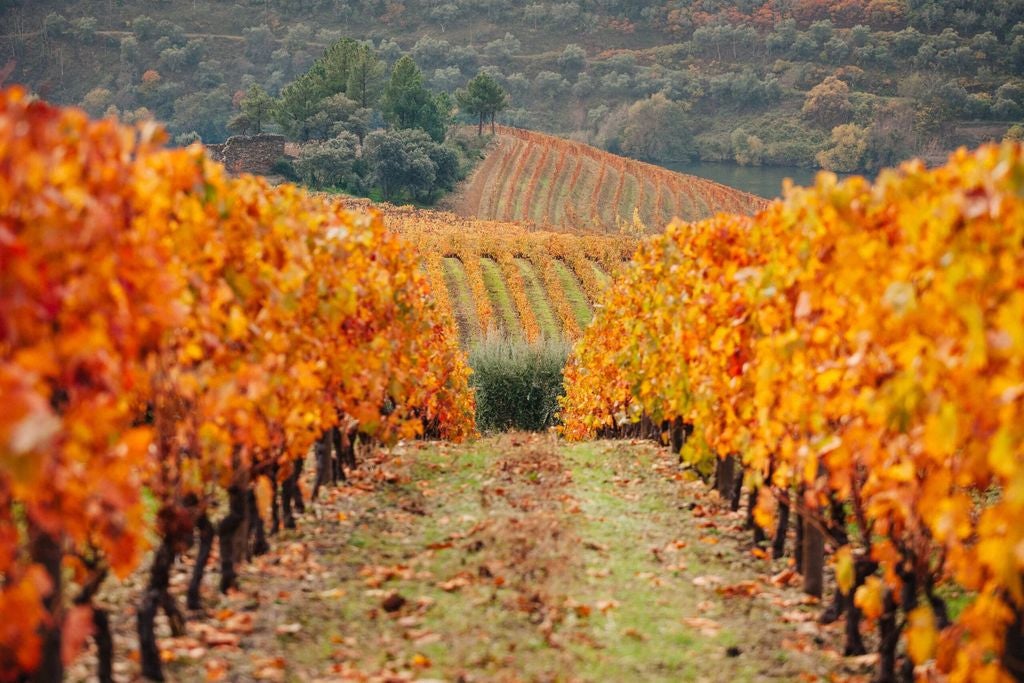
(2, 0, 1023, 174)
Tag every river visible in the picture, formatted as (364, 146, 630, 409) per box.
(659, 160, 857, 200)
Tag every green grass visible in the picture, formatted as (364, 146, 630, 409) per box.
(514, 257, 560, 339)
(589, 260, 612, 288)
(442, 256, 478, 344)
(508, 145, 542, 220)
(561, 443, 767, 681)
(149, 438, 853, 682)
(553, 259, 592, 328)
(479, 256, 522, 340)
(493, 141, 532, 219)
(529, 151, 558, 224)
(618, 172, 639, 223)
(596, 167, 621, 227)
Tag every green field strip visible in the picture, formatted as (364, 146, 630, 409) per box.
(442, 256, 479, 345)
(654, 182, 673, 226)
(479, 256, 523, 340)
(514, 257, 561, 339)
(529, 149, 560, 225)
(640, 177, 660, 228)
(558, 157, 601, 230)
(472, 137, 517, 217)
(618, 173, 640, 223)
(597, 166, 622, 228)
(505, 145, 542, 221)
(589, 259, 612, 288)
(491, 141, 532, 220)
(553, 156, 588, 228)
(518, 145, 550, 224)
(689, 183, 713, 220)
(553, 259, 592, 328)
(674, 185, 698, 222)
(539, 149, 568, 226)
(658, 181, 676, 222)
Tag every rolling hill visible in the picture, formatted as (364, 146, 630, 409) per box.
(446, 126, 769, 233)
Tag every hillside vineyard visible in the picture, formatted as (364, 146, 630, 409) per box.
(369, 203, 635, 344)
(450, 126, 768, 232)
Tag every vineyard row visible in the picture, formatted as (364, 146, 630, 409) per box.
(0, 88, 474, 682)
(456, 126, 768, 234)
(560, 143, 1024, 682)
(373, 204, 637, 344)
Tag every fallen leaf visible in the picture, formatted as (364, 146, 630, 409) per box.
(251, 655, 286, 681)
(382, 593, 407, 612)
(223, 613, 254, 634)
(203, 631, 240, 648)
(771, 569, 799, 587)
(438, 576, 471, 592)
(716, 581, 760, 598)
(274, 623, 301, 636)
(204, 658, 229, 681)
(426, 541, 453, 550)
(682, 617, 722, 637)
(781, 610, 815, 623)
(691, 575, 724, 588)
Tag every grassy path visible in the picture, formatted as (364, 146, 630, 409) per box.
(70, 437, 864, 682)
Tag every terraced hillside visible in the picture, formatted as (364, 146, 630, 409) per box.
(366, 202, 637, 345)
(448, 126, 769, 233)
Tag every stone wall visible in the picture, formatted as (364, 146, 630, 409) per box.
(206, 134, 286, 175)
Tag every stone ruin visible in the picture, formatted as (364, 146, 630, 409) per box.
(206, 133, 287, 175)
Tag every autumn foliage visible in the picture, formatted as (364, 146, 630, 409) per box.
(370, 203, 634, 343)
(561, 144, 1024, 680)
(0, 87, 473, 680)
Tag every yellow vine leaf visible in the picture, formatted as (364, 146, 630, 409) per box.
(854, 577, 884, 621)
(906, 605, 938, 664)
(834, 546, 855, 596)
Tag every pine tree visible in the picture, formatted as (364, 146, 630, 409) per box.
(240, 84, 273, 134)
(456, 72, 509, 135)
(345, 44, 385, 109)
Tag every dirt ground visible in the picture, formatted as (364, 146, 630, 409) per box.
(68, 435, 876, 682)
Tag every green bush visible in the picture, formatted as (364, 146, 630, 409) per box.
(469, 334, 569, 432)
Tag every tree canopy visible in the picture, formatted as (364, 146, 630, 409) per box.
(455, 71, 509, 135)
(381, 55, 449, 141)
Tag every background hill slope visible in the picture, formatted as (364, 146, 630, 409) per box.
(446, 126, 768, 231)
(3, 0, 1021, 174)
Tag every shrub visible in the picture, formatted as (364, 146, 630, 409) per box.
(295, 133, 359, 189)
(469, 334, 570, 432)
(270, 158, 299, 181)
